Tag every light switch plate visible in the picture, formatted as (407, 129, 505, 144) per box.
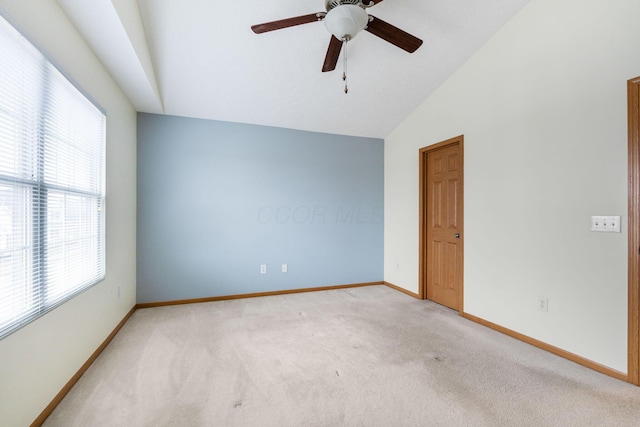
(591, 216, 621, 233)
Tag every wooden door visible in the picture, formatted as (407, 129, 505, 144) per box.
(421, 137, 463, 311)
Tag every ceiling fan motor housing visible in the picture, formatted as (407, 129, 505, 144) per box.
(325, 0, 365, 10)
(324, 1, 369, 40)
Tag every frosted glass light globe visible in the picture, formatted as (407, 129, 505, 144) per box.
(324, 5, 368, 40)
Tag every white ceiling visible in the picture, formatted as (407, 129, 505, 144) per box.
(57, 0, 531, 138)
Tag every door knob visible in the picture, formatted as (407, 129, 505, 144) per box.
(454, 233, 460, 238)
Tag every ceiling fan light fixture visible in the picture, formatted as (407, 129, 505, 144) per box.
(324, 5, 368, 40)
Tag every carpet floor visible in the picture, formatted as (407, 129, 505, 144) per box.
(43, 285, 640, 426)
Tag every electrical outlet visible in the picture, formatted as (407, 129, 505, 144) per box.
(538, 297, 548, 313)
(260, 264, 267, 274)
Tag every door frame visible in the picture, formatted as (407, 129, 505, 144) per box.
(419, 135, 464, 315)
(628, 76, 640, 386)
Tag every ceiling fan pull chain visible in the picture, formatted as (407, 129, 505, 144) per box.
(343, 37, 349, 94)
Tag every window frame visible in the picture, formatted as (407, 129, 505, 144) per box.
(0, 8, 106, 340)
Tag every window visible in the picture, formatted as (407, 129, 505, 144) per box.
(0, 13, 105, 339)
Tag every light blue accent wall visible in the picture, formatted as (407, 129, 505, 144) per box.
(137, 113, 383, 303)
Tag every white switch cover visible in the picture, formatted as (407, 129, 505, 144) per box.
(591, 216, 621, 233)
(609, 216, 621, 232)
(260, 264, 267, 274)
(282, 264, 288, 273)
(591, 216, 603, 231)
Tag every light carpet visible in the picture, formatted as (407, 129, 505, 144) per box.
(43, 285, 640, 426)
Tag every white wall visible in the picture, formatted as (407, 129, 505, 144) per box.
(0, 1, 137, 426)
(385, 0, 640, 373)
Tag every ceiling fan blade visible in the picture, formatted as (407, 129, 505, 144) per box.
(365, 15, 423, 53)
(322, 36, 343, 72)
(251, 13, 324, 34)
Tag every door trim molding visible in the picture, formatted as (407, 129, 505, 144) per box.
(419, 135, 464, 314)
(628, 76, 640, 386)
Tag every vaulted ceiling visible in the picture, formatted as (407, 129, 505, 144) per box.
(56, 0, 530, 138)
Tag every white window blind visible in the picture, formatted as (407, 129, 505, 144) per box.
(0, 12, 105, 339)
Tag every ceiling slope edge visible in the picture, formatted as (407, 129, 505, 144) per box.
(56, 0, 163, 113)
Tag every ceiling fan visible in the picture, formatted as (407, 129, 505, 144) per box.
(251, 0, 423, 74)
